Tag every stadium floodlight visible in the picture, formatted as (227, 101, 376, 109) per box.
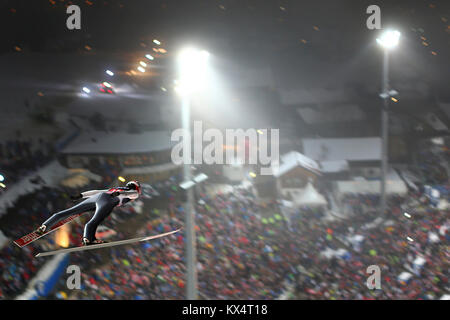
(379, 90, 399, 99)
(177, 48, 210, 94)
(376, 30, 401, 49)
(82, 87, 90, 94)
(106, 70, 114, 76)
(145, 54, 154, 60)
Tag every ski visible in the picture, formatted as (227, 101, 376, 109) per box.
(13, 213, 84, 248)
(35, 228, 181, 258)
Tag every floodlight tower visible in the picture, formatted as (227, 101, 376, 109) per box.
(176, 47, 210, 300)
(376, 30, 401, 217)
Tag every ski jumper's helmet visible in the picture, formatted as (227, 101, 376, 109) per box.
(126, 180, 141, 194)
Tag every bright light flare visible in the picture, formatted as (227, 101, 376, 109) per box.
(106, 70, 114, 76)
(404, 212, 411, 218)
(102, 81, 112, 88)
(137, 66, 145, 73)
(145, 54, 154, 60)
(0, 182, 5, 188)
(177, 48, 210, 94)
(55, 224, 70, 248)
(153, 39, 161, 45)
(118, 176, 126, 182)
(377, 30, 401, 49)
(82, 87, 90, 94)
(0, 174, 4, 182)
(139, 61, 147, 67)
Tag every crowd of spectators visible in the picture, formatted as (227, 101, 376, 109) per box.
(415, 139, 449, 186)
(290, 190, 448, 299)
(55, 188, 299, 300)
(0, 136, 55, 189)
(0, 242, 41, 299)
(0, 132, 58, 298)
(48, 183, 448, 300)
(0, 187, 66, 298)
(0, 136, 448, 300)
(340, 193, 405, 218)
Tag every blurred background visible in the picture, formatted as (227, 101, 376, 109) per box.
(0, 0, 448, 300)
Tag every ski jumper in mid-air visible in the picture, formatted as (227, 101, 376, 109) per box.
(36, 181, 141, 245)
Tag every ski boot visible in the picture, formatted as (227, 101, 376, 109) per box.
(35, 225, 47, 236)
(82, 238, 108, 246)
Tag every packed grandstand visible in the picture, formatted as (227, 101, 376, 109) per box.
(0, 125, 448, 300)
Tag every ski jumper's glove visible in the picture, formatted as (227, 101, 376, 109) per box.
(70, 193, 83, 200)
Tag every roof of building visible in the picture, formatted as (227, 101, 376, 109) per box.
(61, 131, 174, 154)
(302, 137, 382, 162)
(272, 151, 321, 177)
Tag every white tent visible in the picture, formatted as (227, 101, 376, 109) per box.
(295, 182, 328, 207)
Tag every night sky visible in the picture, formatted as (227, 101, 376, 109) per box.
(2, 1, 449, 68)
(0, 0, 449, 133)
